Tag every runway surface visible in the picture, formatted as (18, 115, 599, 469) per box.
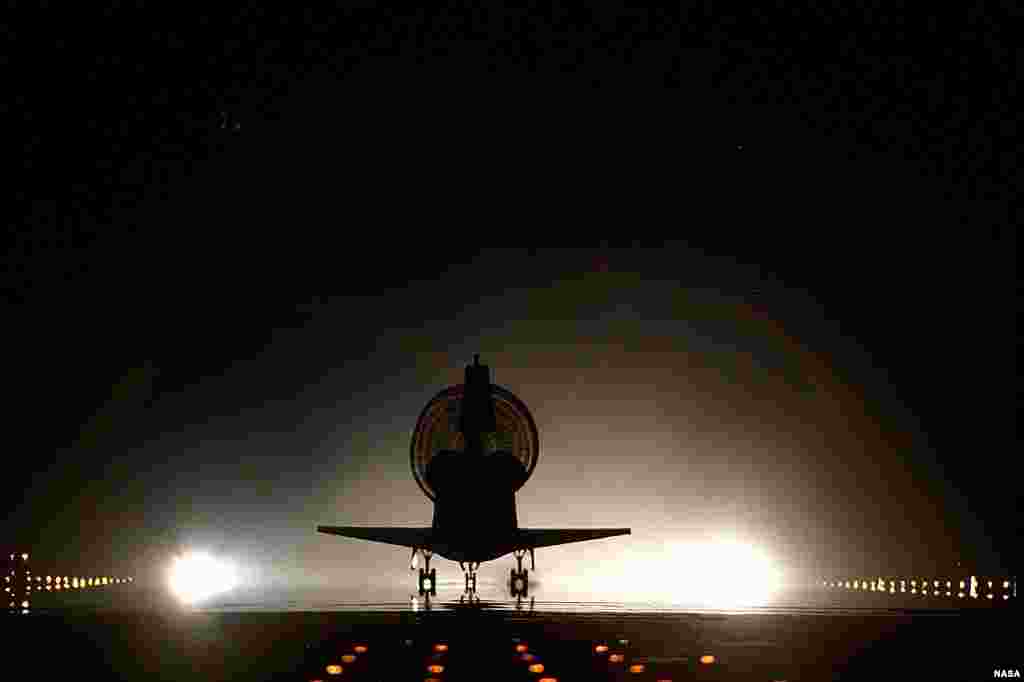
(7, 584, 1019, 681)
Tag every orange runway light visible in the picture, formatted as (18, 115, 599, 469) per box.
(340, 655, 355, 663)
(353, 645, 368, 654)
(427, 664, 444, 674)
(629, 664, 646, 673)
(539, 678, 558, 682)
(700, 654, 716, 665)
(521, 653, 536, 662)
(528, 663, 545, 673)
(594, 645, 609, 654)
(325, 664, 342, 675)
(433, 644, 448, 652)
(516, 644, 528, 653)
(608, 654, 624, 663)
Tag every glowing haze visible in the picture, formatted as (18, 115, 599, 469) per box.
(7, 246, 1015, 605)
(546, 536, 783, 607)
(168, 551, 240, 605)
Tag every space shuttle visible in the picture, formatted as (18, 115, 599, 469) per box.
(318, 355, 630, 596)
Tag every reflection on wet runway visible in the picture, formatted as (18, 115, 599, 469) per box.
(8, 582, 1020, 681)
(194, 577, 1018, 616)
(7, 550, 1019, 681)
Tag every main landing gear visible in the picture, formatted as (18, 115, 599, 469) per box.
(509, 548, 534, 598)
(411, 548, 436, 597)
(458, 561, 481, 604)
(459, 561, 480, 593)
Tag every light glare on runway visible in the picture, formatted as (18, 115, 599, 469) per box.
(561, 538, 781, 607)
(168, 550, 239, 605)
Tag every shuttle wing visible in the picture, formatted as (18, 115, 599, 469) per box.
(516, 528, 631, 549)
(317, 526, 433, 549)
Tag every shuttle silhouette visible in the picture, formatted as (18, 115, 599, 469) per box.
(318, 355, 630, 596)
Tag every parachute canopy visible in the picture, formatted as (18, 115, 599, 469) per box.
(410, 384, 540, 501)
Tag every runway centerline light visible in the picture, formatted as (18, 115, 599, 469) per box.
(433, 644, 447, 652)
(528, 663, 545, 673)
(609, 654, 624, 663)
(353, 645, 368, 654)
(427, 664, 444, 674)
(325, 664, 342, 675)
(629, 664, 646, 673)
(594, 645, 609, 654)
(340, 655, 355, 663)
(700, 655, 716, 665)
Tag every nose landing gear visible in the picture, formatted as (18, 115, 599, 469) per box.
(509, 548, 533, 598)
(459, 561, 480, 594)
(412, 548, 436, 596)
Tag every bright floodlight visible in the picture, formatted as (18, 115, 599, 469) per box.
(563, 536, 781, 608)
(664, 539, 781, 607)
(168, 551, 239, 605)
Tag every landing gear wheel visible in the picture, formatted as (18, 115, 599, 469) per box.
(510, 568, 528, 598)
(418, 567, 436, 596)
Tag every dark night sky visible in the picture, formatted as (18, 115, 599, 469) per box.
(4, 7, 1016, 590)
